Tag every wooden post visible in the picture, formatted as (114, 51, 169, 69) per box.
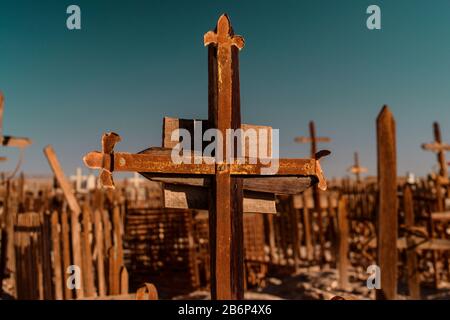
(94, 209, 106, 296)
(41, 211, 53, 299)
(4, 179, 17, 298)
(309, 122, 325, 266)
(112, 204, 124, 268)
(302, 193, 313, 262)
(60, 209, 72, 299)
(81, 203, 95, 297)
(50, 211, 63, 300)
(295, 121, 330, 266)
(289, 197, 301, 273)
(119, 266, 129, 295)
(354, 152, 361, 182)
(337, 196, 349, 290)
(18, 172, 25, 207)
(376, 105, 398, 300)
(43, 145, 84, 298)
(403, 185, 420, 299)
(108, 247, 119, 295)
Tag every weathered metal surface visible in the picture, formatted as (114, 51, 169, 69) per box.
(84, 146, 327, 186)
(82, 14, 329, 300)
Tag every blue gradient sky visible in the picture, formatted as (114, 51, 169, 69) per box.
(1, 0, 450, 179)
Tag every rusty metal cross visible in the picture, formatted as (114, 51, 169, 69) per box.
(84, 14, 330, 300)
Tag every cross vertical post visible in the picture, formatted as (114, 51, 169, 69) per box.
(309, 122, 325, 266)
(376, 105, 397, 300)
(295, 121, 330, 266)
(421, 122, 450, 206)
(433, 122, 448, 179)
(204, 14, 245, 300)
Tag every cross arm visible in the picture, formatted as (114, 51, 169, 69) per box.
(2, 136, 32, 148)
(294, 136, 331, 144)
(348, 166, 368, 174)
(422, 142, 450, 153)
(84, 133, 330, 190)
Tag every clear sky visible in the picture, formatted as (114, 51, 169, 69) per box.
(1, 0, 450, 179)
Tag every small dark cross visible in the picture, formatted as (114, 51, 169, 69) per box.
(295, 120, 331, 266)
(84, 15, 330, 300)
(348, 152, 368, 182)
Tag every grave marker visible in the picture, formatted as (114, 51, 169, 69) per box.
(348, 152, 368, 182)
(376, 105, 397, 300)
(295, 121, 331, 265)
(83, 14, 329, 299)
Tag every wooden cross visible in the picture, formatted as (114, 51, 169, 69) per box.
(348, 152, 368, 182)
(422, 122, 450, 183)
(295, 120, 330, 266)
(83, 14, 330, 300)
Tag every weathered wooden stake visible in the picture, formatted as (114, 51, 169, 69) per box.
(376, 105, 398, 300)
(50, 211, 63, 300)
(337, 196, 349, 290)
(94, 209, 106, 296)
(60, 209, 72, 299)
(43, 145, 84, 298)
(403, 184, 420, 299)
(81, 202, 95, 297)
